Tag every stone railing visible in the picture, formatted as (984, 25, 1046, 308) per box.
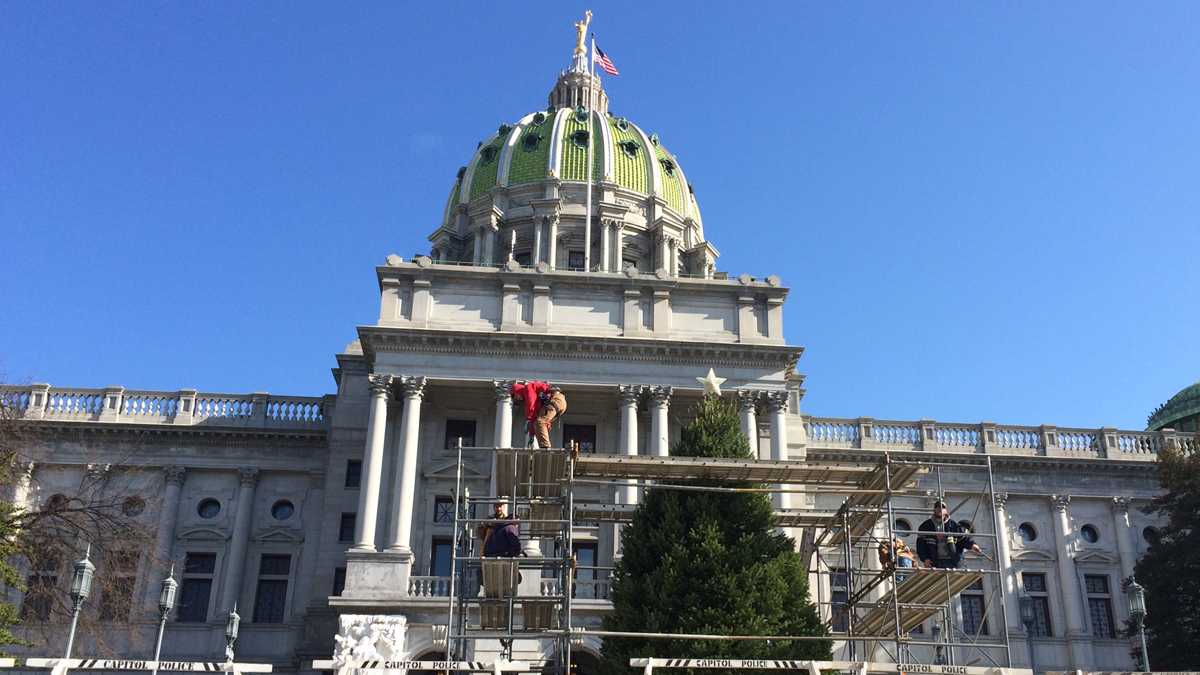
(540, 578, 612, 600)
(803, 416, 1198, 461)
(408, 576, 452, 597)
(0, 384, 329, 431)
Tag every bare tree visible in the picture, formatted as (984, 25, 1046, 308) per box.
(2, 394, 163, 657)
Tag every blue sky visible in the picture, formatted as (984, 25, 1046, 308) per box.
(2, 2, 1197, 429)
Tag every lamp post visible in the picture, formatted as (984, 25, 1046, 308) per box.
(224, 606, 241, 664)
(1019, 593, 1038, 675)
(1127, 579, 1150, 672)
(63, 546, 96, 674)
(151, 567, 178, 675)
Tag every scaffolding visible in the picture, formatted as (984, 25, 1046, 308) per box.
(443, 442, 1017, 675)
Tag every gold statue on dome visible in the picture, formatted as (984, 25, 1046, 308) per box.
(574, 10, 592, 57)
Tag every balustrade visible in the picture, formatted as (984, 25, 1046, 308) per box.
(933, 425, 979, 448)
(1056, 429, 1098, 453)
(408, 576, 452, 597)
(872, 423, 921, 447)
(0, 384, 325, 430)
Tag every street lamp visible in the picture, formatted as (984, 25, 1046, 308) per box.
(1019, 593, 1038, 675)
(1127, 579, 1150, 671)
(224, 606, 241, 664)
(151, 567, 178, 675)
(63, 545, 96, 674)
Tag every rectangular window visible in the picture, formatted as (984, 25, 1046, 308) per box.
(430, 537, 453, 578)
(339, 513, 357, 543)
(20, 574, 56, 621)
(177, 552, 217, 623)
(568, 250, 585, 270)
(1022, 572, 1053, 637)
(332, 567, 346, 597)
(514, 252, 531, 266)
(98, 550, 139, 622)
(563, 424, 597, 453)
(961, 579, 989, 636)
(444, 419, 477, 449)
(830, 569, 849, 632)
(1085, 574, 1115, 638)
(433, 496, 455, 524)
(252, 554, 292, 623)
(344, 459, 362, 489)
(572, 542, 600, 599)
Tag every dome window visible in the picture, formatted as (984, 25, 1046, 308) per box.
(522, 132, 542, 152)
(532, 112, 547, 125)
(619, 140, 639, 158)
(650, 133, 660, 146)
(480, 145, 498, 164)
(497, 123, 512, 137)
(456, 166, 466, 181)
(574, 106, 589, 123)
(570, 129, 590, 149)
(660, 157, 676, 176)
(615, 117, 629, 131)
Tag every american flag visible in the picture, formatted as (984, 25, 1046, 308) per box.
(594, 43, 620, 76)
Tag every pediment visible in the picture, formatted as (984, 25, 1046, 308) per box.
(178, 526, 228, 541)
(424, 460, 488, 480)
(253, 526, 304, 544)
(1075, 549, 1119, 564)
(1012, 549, 1054, 562)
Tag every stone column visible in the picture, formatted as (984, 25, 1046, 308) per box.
(647, 386, 672, 457)
(491, 381, 513, 496)
(993, 493, 1023, 633)
(533, 222, 543, 265)
(219, 467, 259, 614)
(1050, 495, 1093, 668)
(618, 385, 640, 506)
(614, 223, 626, 271)
(767, 392, 790, 510)
(1112, 497, 1137, 583)
(548, 217, 559, 269)
(5, 461, 36, 510)
(352, 375, 392, 551)
(737, 390, 759, 458)
(472, 229, 482, 265)
(601, 220, 611, 272)
(386, 376, 427, 556)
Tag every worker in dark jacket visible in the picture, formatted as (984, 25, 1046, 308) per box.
(917, 500, 980, 569)
(479, 502, 522, 558)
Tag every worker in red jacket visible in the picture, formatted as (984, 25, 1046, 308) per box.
(511, 381, 567, 448)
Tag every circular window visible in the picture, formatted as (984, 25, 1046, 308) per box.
(122, 496, 145, 517)
(522, 132, 541, 152)
(271, 500, 295, 521)
(1018, 523, 1038, 543)
(570, 129, 589, 149)
(532, 112, 547, 125)
(659, 158, 676, 176)
(197, 498, 221, 519)
(497, 123, 511, 137)
(573, 106, 588, 123)
(615, 117, 629, 131)
(479, 146, 498, 164)
(1080, 524, 1100, 544)
(895, 519, 912, 534)
(619, 140, 639, 158)
(1142, 527, 1160, 546)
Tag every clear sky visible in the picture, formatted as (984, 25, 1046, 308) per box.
(2, 2, 1197, 430)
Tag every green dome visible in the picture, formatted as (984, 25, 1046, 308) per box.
(1147, 380, 1200, 431)
(441, 107, 701, 228)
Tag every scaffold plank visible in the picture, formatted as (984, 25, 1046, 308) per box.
(850, 568, 983, 637)
(575, 455, 880, 486)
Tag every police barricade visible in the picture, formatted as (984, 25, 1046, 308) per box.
(0, 659, 14, 669)
(630, 658, 1034, 675)
(23, 658, 272, 674)
(309, 660, 529, 675)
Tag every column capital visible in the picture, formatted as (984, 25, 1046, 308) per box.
(399, 376, 427, 400)
(994, 492, 1009, 509)
(1051, 494, 1071, 512)
(367, 374, 394, 398)
(737, 389, 761, 412)
(164, 465, 187, 486)
(238, 467, 260, 487)
(492, 380, 513, 401)
(647, 385, 672, 406)
(764, 391, 789, 413)
(617, 384, 641, 406)
(1112, 496, 1130, 513)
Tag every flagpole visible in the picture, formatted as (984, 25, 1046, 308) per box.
(584, 34, 595, 272)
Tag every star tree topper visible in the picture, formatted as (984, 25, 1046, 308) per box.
(696, 368, 727, 397)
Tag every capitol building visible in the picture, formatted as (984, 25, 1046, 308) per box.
(3, 21, 1198, 675)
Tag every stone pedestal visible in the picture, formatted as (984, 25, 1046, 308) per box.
(339, 550, 414, 602)
(332, 614, 408, 670)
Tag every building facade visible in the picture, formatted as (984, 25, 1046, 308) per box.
(3, 28, 1197, 675)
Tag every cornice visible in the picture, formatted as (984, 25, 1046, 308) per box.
(17, 420, 327, 445)
(805, 448, 1160, 474)
(357, 325, 802, 370)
